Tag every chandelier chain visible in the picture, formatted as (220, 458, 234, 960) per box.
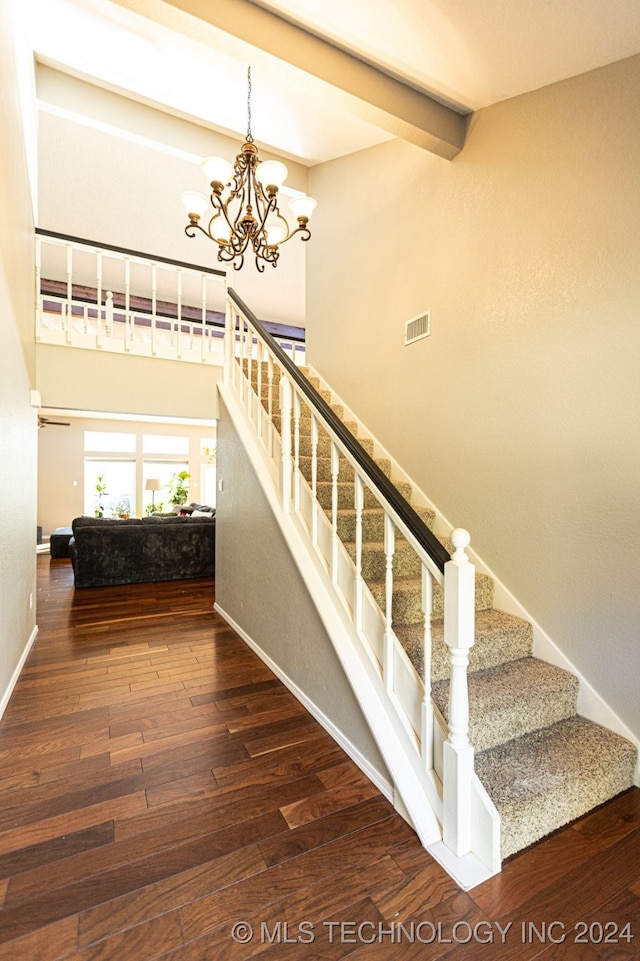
(246, 67, 253, 143)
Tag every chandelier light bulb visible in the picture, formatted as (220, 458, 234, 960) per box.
(201, 156, 233, 187)
(180, 191, 209, 220)
(288, 195, 317, 222)
(257, 160, 288, 191)
(211, 218, 232, 243)
(265, 223, 288, 246)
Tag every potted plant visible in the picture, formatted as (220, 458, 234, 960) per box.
(168, 470, 190, 511)
(112, 498, 131, 519)
(95, 475, 109, 517)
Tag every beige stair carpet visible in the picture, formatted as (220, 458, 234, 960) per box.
(243, 358, 638, 860)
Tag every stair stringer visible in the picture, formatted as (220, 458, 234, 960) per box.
(217, 382, 499, 890)
(306, 366, 640, 784)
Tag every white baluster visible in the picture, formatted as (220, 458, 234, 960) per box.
(310, 413, 319, 546)
(246, 323, 254, 420)
(35, 236, 42, 341)
(256, 341, 264, 441)
(239, 318, 247, 406)
(200, 273, 207, 363)
(421, 563, 434, 769)
(96, 252, 103, 345)
(383, 513, 395, 692)
(354, 475, 364, 632)
(293, 390, 301, 512)
(104, 291, 113, 343)
(151, 263, 157, 355)
(124, 258, 131, 351)
(442, 527, 475, 857)
(176, 269, 183, 359)
(266, 354, 275, 458)
(224, 296, 234, 387)
(330, 439, 340, 585)
(65, 243, 73, 343)
(279, 375, 293, 513)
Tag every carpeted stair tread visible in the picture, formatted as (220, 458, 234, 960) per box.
(343, 529, 446, 580)
(432, 657, 579, 753)
(336, 506, 436, 544)
(316, 480, 413, 511)
(244, 355, 638, 865)
(395, 609, 533, 682)
(298, 455, 392, 483)
(368, 571, 495, 623)
(475, 715, 638, 859)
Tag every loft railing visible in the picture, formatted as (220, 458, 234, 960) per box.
(224, 288, 498, 876)
(35, 229, 306, 366)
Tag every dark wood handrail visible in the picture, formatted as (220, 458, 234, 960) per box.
(36, 231, 305, 343)
(227, 287, 450, 574)
(36, 227, 226, 279)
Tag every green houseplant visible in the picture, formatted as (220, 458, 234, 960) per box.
(94, 475, 109, 517)
(168, 470, 190, 510)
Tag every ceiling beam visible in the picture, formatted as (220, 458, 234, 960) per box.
(114, 0, 465, 160)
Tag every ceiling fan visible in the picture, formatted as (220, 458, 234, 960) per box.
(38, 415, 71, 429)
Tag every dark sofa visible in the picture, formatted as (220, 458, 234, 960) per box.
(69, 514, 215, 588)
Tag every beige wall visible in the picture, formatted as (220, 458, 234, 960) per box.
(37, 414, 216, 537)
(214, 398, 389, 782)
(36, 344, 223, 421)
(306, 55, 640, 739)
(0, 0, 38, 708)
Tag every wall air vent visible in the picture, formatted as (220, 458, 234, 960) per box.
(404, 310, 431, 345)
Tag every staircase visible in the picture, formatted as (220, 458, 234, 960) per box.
(260, 359, 637, 862)
(226, 289, 637, 884)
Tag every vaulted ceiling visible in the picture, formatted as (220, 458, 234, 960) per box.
(29, 0, 640, 163)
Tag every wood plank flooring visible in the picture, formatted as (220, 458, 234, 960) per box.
(0, 556, 638, 960)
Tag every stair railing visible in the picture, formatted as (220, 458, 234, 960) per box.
(35, 228, 227, 365)
(224, 288, 481, 862)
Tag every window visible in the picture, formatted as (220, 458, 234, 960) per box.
(143, 434, 189, 455)
(142, 461, 189, 514)
(84, 431, 136, 453)
(85, 459, 136, 517)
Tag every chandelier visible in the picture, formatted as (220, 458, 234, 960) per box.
(180, 68, 317, 272)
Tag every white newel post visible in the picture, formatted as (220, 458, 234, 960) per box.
(104, 292, 114, 343)
(442, 528, 476, 857)
(279, 375, 293, 513)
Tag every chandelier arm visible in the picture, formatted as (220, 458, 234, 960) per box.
(276, 223, 312, 245)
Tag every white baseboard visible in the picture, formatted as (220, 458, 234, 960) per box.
(0, 624, 38, 721)
(214, 602, 393, 802)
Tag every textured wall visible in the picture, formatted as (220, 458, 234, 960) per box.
(0, 0, 38, 711)
(306, 55, 640, 739)
(214, 398, 389, 783)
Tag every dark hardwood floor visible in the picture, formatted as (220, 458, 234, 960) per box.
(0, 556, 638, 960)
